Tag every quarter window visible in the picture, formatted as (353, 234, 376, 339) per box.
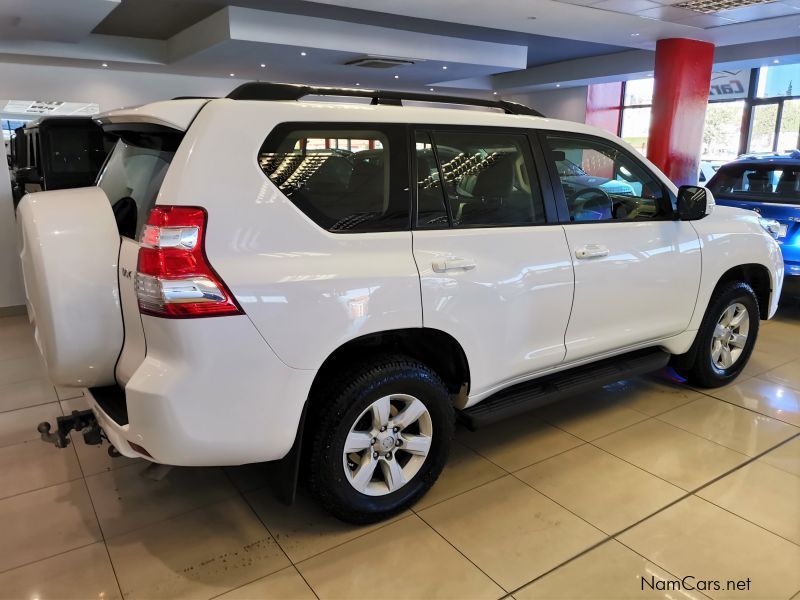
(545, 135, 668, 222)
(416, 130, 545, 228)
(259, 127, 408, 232)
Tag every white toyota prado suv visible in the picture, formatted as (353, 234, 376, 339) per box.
(19, 83, 783, 524)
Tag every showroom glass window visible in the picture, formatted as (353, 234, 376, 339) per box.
(747, 64, 800, 154)
(259, 127, 409, 232)
(545, 134, 667, 222)
(415, 130, 545, 228)
(620, 78, 653, 156)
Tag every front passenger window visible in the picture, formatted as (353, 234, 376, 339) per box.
(545, 135, 668, 222)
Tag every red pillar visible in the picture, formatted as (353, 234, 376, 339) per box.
(646, 38, 714, 187)
(585, 82, 623, 136)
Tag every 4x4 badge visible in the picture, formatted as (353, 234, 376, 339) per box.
(121, 268, 133, 279)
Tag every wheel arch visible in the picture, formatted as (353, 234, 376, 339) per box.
(267, 328, 470, 505)
(308, 328, 471, 402)
(712, 263, 773, 319)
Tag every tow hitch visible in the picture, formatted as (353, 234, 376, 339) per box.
(38, 409, 103, 448)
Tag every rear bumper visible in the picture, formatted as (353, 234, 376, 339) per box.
(88, 315, 316, 466)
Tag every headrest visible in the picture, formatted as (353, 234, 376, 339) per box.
(472, 155, 514, 199)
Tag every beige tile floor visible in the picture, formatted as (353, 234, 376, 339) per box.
(0, 306, 799, 600)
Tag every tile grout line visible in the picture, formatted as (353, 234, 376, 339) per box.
(78, 480, 126, 599)
(496, 430, 800, 599)
(693, 386, 800, 429)
(66, 428, 126, 600)
(411, 507, 511, 596)
(650, 409, 800, 456)
(435, 386, 743, 519)
(0, 473, 86, 503)
(689, 493, 800, 548)
(0, 540, 100, 578)
(214, 468, 321, 600)
(0, 397, 62, 416)
(610, 537, 716, 600)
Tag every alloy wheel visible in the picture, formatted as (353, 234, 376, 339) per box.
(342, 394, 433, 496)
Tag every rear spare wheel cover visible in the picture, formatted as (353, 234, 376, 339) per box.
(17, 188, 124, 387)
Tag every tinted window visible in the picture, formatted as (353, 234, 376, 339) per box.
(46, 126, 106, 175)
(414, 131, 449, 227)
(708, 165, 799, 204)
(259, 128, 408, 232)
(545, 135, 667, 222)
(97, 139, 175, 238)
(420, 130, 545, 228)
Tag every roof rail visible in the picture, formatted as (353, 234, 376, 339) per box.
(226, 82, 543, 117)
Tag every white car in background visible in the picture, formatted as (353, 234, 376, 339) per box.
(19, 83, 783, 523)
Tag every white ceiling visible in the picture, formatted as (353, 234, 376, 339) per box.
(0, 0, 798, 95)
(0, 0, 118, 42)
(306, 0, 800, 48)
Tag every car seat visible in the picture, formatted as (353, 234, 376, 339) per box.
(747, 172, 772, 194)
(776, 170, 798, 196)
(459, 155, 520, 225)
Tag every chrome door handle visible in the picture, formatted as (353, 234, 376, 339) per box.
(432, 258, 477, 273)
(575, 244, 609, 259)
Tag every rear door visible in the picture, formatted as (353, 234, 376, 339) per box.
(540, 132, 701, 362)
(411, 127, 574, 400)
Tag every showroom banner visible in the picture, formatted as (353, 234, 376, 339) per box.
(709, 70, 751, 100)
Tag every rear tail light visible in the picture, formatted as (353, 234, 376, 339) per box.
(135, 206, 242, 318)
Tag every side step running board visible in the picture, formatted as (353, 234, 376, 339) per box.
(460, 348, 670, 430)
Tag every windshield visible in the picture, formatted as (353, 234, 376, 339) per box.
(556, 159, 587, 177)
(708, 164, 800, 204)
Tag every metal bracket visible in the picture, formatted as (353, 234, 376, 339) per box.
(38, 409, 101, 448)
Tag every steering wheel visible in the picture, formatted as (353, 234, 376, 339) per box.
(568, 188, 613, 221)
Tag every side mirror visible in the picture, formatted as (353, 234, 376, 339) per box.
(677, 185, 713, 221)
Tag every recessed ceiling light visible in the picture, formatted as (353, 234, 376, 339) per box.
(631, 33, 640, 37)
(773, 59, 780, 64)
(493, 91, 498, 95)
(260, 63, 266, 68)
(394, 75, 399, 79)
(556, 84, 561, 87)
(300, 51, 307, 56)
(355, 82, 360, 86)
(229, 73, 235, 77)
(442, 66, 448, 70)
(429, 88, 434, 91)
(527, 16, 537, 19)
(101, 63, 108, 68)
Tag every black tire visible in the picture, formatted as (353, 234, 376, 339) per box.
(676, 282, 760, 388)
(307, 354, 454, 524)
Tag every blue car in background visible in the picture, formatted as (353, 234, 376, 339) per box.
(707, 151, 800, 296)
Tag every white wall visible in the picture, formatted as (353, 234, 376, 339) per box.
(0, 61, 248, 110)
(0, 61, 251, 308)
(0, 138, 24, 309)
(508, 86, 588, 124)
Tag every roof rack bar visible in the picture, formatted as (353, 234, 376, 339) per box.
(226, 82, 543, 117)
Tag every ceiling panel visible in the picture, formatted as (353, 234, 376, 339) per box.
(1, 0, 119, 42)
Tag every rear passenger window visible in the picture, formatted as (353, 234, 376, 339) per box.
(259, 127, 408, 232)
(418, 130, 545, 228)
